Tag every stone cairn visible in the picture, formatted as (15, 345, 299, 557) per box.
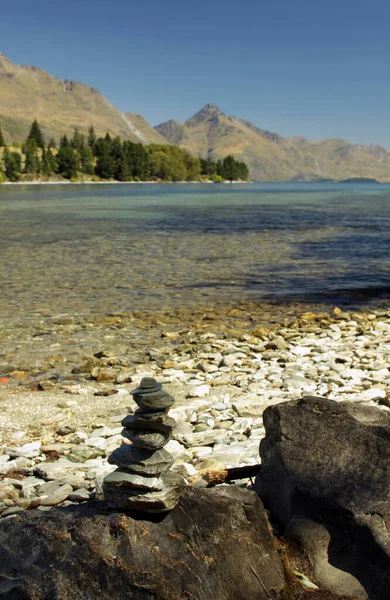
(103, 377, 184, 512)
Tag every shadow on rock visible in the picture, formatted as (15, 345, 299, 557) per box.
(0, 486, 284, 600)
(256, 396, 390, 600)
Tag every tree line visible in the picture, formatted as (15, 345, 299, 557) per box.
(0, 120, 249, 183)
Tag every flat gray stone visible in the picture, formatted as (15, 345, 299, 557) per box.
(103, 469, 164, 492)
(37, 481, 63, 497)
(6, 441, 42, 459)
(68, 446, 104, 463)
(122, 429, 171, 450)
(211, 441, 259, 466)
(40, 484, 73, 506)
(59, 475, 91, 490)
(122, 413, 175, 434)
(34, 458, 102, 480)
(132, 390, 175, 411)
(103, 471, 185, 513)
(68, 488, 91, 502)
(1, 506, 25, 517)
(179, 430, 226, 448)
(107, 445, 174, 475)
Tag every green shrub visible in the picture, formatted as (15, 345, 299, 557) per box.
(209, 173, 223, 182)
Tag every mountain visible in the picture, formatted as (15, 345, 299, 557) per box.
(2, 51, 390, 181)
(155, 104, 390, 181)
(0, 53, 156, 144)
(124, 113, 167, 145)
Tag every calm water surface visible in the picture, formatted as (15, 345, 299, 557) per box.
(1, 182, 390, 322)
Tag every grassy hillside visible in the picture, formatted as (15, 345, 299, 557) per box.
(0, 53, 155, 145)
(124, 113, 167, 145)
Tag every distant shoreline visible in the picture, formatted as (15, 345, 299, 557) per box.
(0, 177, 387, 186)
(0, 179, 250, 186)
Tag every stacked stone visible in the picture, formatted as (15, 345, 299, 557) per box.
(103, 377, 184, 512)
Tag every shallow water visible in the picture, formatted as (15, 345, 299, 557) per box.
(1, 182, 390, 323)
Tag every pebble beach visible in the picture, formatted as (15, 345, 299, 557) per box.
(1, 300, 390, 517)
(1, 181, 390, 518)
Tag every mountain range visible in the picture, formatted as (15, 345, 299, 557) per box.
(1, 52, 390, 181)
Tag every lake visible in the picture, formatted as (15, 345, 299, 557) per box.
(1, 182, 390, 324)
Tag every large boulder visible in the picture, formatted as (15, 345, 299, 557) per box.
(0, 486, 284, 600)
(255, 396, 390, 600)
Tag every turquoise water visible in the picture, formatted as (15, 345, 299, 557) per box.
(1, 182, 390, 320)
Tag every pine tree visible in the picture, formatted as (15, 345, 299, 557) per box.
(117, 152, 131, 181)
(71, 129, 85, 152)
(59, 135, 71, 149)
(48, 138, 57, 150)
(0, 123, 5, 147)
(79, 144, 94, 175)
(47, 148, 58, 173)
(3, 148, 22, 181)
(56, 144, 79, 179)
(237, 161, 249, 180)
(124, 142, 149, 180)
(23, 140, 41, 174)
(183, 154, 201, 180)
(110, 137, 124, 179)
(222, 155, 238, 181)
(88, 126, 96, 152)
(26, 119, 45, 149)
(41, 147, 57, 176)
(94, 138, 114, 179)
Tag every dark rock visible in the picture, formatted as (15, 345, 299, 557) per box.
(94, 389, 119, 397)
(131, 377, 174, 410)
(132, 389, 175, 411)
(255, 396, 390, 600)
(121, 428, 171, 450)
(122, 413, 175, 434)
(108, 445, 174, 475)
(0, 487, 284, 599)
(131, 376, 162, 394)
(57, 426, 76, 436)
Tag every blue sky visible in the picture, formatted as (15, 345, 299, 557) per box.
(2, 0, 390, 147)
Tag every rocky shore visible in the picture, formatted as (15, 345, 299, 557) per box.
(1, 301, 390, 598)
(1, 302, 389, 518)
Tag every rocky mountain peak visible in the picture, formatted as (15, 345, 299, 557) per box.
(154, 119, 185, 142)
(185, 104, 224, 126)
(0, 52, 11, 69)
